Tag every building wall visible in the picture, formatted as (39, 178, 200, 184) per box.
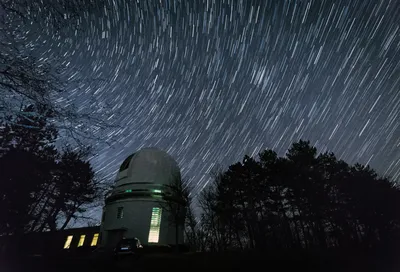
(0, 226, 100, 257)
(61, 227, 100, 249)
(100, 197, 184, 248)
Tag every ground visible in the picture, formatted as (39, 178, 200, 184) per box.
(2, 248, 400, 272)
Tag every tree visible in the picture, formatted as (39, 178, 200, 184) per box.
(197, 170, 238, 251)
(0, 105, 101, 235)
(195, 140, 400, 252)
(29, 147, 101, 232)
(0, 0, 115, 146)
(0, 149, 50, 235)
(0, 105, 58, 235)
(159, 176, 189, 250)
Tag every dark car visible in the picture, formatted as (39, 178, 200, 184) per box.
(114, 238, 142, 260)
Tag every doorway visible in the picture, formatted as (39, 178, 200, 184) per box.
(106, 229, 126, 249)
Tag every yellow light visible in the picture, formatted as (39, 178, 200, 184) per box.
(91, 233, 99, 246)
(78, 235, 86, 247)
(63, 235, 73, 249)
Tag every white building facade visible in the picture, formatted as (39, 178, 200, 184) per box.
(99, 148, 184, 248)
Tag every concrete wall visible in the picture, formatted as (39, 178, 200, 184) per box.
(100, 197, 184, 247)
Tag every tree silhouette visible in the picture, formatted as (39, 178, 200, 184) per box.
(0, 105, 100, 235)
(159, 176, 189, 249)
(0, 1, 115, 146)
(193, 140, 400, 253)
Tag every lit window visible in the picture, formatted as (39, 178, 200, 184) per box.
(91, 233, 99, 246)
(148, 207, 162, 243)
(125, 189, 132, 193)
(117, 207, 124, 219)
(63, 235, 73, 249)
(153, 189, 162, 193)
(78, 235, 86, 247)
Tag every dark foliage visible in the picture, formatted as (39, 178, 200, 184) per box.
(159, 176, 190, 248)
(0, 105, 101, 235)
(190, 140, 400, 252)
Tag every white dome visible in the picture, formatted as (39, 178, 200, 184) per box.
(115, 147, 181, 187)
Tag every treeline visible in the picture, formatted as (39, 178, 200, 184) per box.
(0, 105, 102, 235)
(1, 0, 109, 236)
(185, 140, 400, 252)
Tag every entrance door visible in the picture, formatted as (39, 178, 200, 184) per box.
(106, 230, 126, 249)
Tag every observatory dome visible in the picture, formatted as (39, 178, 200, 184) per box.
(101, 147, 185, 247)
(115, 147, 181, 187)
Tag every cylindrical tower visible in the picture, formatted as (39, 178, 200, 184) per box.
(99, 147, 184, 248)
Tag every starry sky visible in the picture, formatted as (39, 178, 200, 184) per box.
(27, 0, 400, 216)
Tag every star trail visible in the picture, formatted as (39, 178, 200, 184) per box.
(28, 0, 400, 210)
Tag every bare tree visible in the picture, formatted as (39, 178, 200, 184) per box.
(184, 202, 199, 250)
(0, 0, 117, 147)
(159, 176, 189, 250)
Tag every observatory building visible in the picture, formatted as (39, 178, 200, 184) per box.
(99, 147, 184, 248)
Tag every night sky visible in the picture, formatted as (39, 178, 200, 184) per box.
(28, 0, 400, 221)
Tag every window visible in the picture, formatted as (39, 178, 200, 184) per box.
(148, 207, 162, 243)
(117, 207, 124, 219)
(78, 235, 86, 247)
(91, 233, 99, 246)
(63, 235, 73, 249)
(119, 153, 134, 172)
